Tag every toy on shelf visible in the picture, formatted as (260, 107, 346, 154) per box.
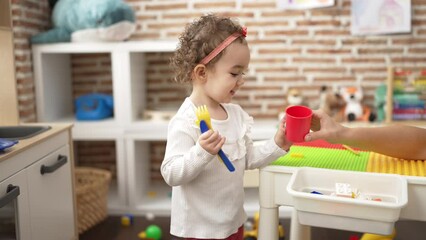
(243, 212, 285, 240)
(138, 225, 162, 240)
(287, 88, 306, 106)
(337, 86, 375, 122)
(143, 110, 176, 121)
(279, 88, 309, 120)
(316, 85, 345, 118)
(414, 70, 426, 92)
(75, 93, 114, 121)
(31, 0, 136, 43)
(386, 66, 426, 122)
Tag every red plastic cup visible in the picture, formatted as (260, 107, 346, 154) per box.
(285, 105, 312, 143)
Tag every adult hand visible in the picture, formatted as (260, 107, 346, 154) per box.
(305, 109, 345, 143)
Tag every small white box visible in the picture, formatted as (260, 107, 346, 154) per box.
(287, 167, 408, 235)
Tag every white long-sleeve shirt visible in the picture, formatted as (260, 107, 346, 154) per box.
(161, 98, 287, 238)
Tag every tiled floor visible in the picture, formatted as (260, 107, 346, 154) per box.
(80, 216, 426, 240)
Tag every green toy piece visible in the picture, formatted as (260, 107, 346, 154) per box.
(374, 84, 387, 122)
(138, 225, 162, 240)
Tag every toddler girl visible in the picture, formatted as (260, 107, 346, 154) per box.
(161, 14, 292, 239)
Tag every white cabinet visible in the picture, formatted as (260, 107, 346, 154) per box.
(26, 145, 75, 240)
(0, 126, 76, 239)
(32, 42, 281, 217)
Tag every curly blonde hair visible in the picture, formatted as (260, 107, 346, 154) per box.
(170, 14, 246, 84)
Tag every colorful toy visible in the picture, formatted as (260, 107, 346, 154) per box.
(273, 139, 426, 176)
(195, 105, 235, 172)
(243, 212, 285, 240)
(121, 214, 134, 227)
(338, 86, 376, 122)
(138, 225, 162, 240)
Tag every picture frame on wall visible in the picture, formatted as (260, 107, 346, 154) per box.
(351, 0, 412, 36)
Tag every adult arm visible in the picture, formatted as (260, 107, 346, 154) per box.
(305, 109, 426, 160)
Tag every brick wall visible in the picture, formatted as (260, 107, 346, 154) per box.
(11, 0, 50, 123)
(74, 141, 117, 179)
(12, 0, 426, 181)
(127, 0, 426, 118)
(69, 0, 426, 119)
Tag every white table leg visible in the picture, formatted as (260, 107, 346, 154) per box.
(290, 209, 311, 240)
(258, 206, 279, 240)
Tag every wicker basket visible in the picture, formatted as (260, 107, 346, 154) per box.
(75, 167, 112, 234)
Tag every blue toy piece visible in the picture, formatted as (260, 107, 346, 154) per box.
(75, 93, 114, 121)
(31, 0, 135, 43)
(0, 138, 18, 151)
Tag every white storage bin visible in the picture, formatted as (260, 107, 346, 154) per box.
(287, 167, 408, 235)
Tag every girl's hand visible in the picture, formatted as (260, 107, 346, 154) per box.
(199, 130, 226, 155)
(274, 116, 293, 151)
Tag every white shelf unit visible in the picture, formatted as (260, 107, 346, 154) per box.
(32, 41, 291, 218)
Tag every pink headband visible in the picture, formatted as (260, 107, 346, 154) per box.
(199, 26, 247, 65)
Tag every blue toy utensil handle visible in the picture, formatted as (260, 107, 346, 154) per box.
(199, 120, 235, 172)
(217, 149, 235, 172)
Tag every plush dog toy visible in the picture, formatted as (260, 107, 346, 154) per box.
(317, 85, 345, 117)
(31, 0, 136, 43)
(279, 88, 308, 120)
(338, 86, 376, 122)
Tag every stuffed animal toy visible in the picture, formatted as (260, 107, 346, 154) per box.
(279, 88, 308, 120)
(31, 0, 136, 44)
(338, 86, 376, 122)
(317, 85, 345, 117)
(286, 88, 305, 107)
